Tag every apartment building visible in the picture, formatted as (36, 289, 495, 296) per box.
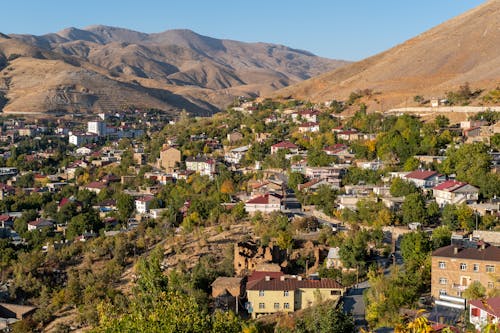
(431, 242, 500, 299)
(246, 276, 344, 318)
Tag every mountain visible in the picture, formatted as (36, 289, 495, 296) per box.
(274, 1, 500, 110)
(1, 26, 348, 115)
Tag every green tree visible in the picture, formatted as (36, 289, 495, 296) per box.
(288, 172, 305, 192)
(116, 193, 135, 222)
(401, 193, 427, 225)
(463, 281, 486, 300)
(401, 231, 431, 267)
(390, 178, 419, 197)
(431, 226, 451, 249)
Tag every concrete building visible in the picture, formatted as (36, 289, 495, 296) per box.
(404, 170, 446, 189)
(158, 147, 181, 171)
(246, 276, 344, 318)
(271, 141, 298, 155)
(432, 180, 479, 207)
(245, 193, 282, 214)
(185, 156, 216, 178)
(87, 121, 107, 136)
(431, 242, 500, 299)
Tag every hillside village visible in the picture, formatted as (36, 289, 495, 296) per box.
(0, 88, 499, 332)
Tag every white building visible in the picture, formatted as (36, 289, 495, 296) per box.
(135, 196, 155, 214)
(469, 297, 500, 331)
(245, 193, 282, 214)
(69, 133, 97, 146)
(432, 180, 479, 207)
(224, 145, 249, 164)
(88, 121, 107, 136)
(185, 157, 216, 178)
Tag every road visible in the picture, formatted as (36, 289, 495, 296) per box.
(343, 279, 370, 329)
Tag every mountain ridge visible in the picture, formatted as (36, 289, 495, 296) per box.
(1, 26, 348, 115)
(273, 0, 500, 110)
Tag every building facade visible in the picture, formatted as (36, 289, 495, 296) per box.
(246, 276, 344, 318)
(431, 243, 500, 299)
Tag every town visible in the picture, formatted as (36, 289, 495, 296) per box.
(0, 88, 499, 332)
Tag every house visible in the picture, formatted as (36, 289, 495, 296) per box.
(433, 180, 479, 207)
(304, 166, 346, 188)
(225, 145, 249, 164)
(292, 109, 320, 123)
(158, 146, 181, 171)
(298, 122, 320, 133)
(404, 170, 445, 189)
(0, 303, 36, 329)
(271, 141, 298, 155)
(460, 120, 488, 129)
(469, 296, 500, 331)
(69, 133, 98, 146)
(227, 132, 244, 143)
(323, 144, 348, 156)
(297, 179, 333, 192)
(431, 242, 500, 299)
(185, 156, 216, 178)
(325, 247, 343, 269)
(212, 277, 244, 312)
(246, 275, 344, 318)
(27, 218, 54, 232)
(83, 181, 107, 194)
(135, 195, 156, 214)
(75, 147, 92, 156)
(245, 193, 282, 214)
(0, 215, 14, 229)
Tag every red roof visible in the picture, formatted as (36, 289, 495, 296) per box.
(272, 141, 297, 149)
(433, 180, 467, 191)
(247, 277, 343, 291)
(246, 193, 281, 205)
(85, 181, 106, 189)
(469, 296, 500, 318)
(404, 170, 439, 180)
(299, 122, 319, 127)
(298, 109, 320, 116)
(323, 144, 347, 153)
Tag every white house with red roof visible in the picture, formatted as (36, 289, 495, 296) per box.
(271, 141, 298, 155)
(292, 109, 320, 123)
(135, 195, 156, 214)
(298, 122, 320, 133)
(185, 156, 216, 178)
(28, 218, 54, 232)
(469, 296, 500, 331)
(245, 193, 283, 214)
(404, 170, 445, 189)
(433, 180, 479, 207)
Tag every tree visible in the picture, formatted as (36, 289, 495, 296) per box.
(116, 193, 135, 222)
(219, 179, 235, 195)
(288, 172, 305, 192)
(440, 143, 491, 186)
(402, 193, 427, 225)
(390, 178, 418, 197)
(434, 115, 450, 128)
(295, 302, 355, 333)
(401, 232, 431, 268)
(431, 226, 451, 249)
(463, 281, 486, 300)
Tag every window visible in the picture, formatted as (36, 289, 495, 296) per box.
(439, 261, 446, 269)
(259, 290, 264, 297)
(439, 278, 447, 285)
(274, 303, 280, 309)
(284, 303, 290, 309)
(471, 307, 480, 317)
(488, 282, 494, 289)
(460, 263, 467, 271)
(439, 289, 447, 296)
(283, 290, 289, 297)
(486, 265, 495, 273)
(473, 264, 479, 272)
(258, 303, 265, 309)
(330, 290, 341, 295)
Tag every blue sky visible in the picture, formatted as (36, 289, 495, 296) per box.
(1, 0, 485, 61)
